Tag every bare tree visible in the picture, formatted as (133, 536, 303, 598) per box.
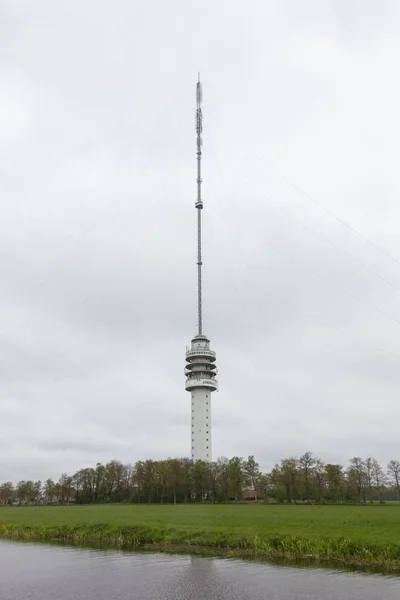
(387, 460, 400, 499)
(347, 457, 366, 504)
(299, 452, 315, 502)
(371, 459, 386, 503)
(58, 473, 70, 504)
(257, 473, 272, 503)
(0, 482, 14, 505)
(3, 452, 400, 506)
(33, 481, 42, 504)
(216, 457, 230, 503)
(228, 457, 247, 503)
(273, 458, 300, 503)
(364, 457, 374, 502)
(244, 455, 261, 501)
(44, 479, 56, 503)
(325, 464, 344, 503)
(313, 459, 325, 503)
(207, 461, 220, 504)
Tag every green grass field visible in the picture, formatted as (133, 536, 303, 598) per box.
(1, 503, 400, 570)
(1, 503, 399, 545)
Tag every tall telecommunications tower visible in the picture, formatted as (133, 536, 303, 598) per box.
(185, 76, 218, 462)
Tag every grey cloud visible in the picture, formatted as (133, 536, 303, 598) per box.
(1, 0, 400, 482)
(36, 438, 132, 455)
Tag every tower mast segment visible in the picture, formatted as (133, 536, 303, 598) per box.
(185, 75, 218, 463)
(195, 74, 203, 335)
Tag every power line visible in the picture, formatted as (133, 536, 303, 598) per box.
(241, 213, 400, 331)
(262, 285, 400, 365)
(207, 146, 400, 332)
(204, 150, 400, 365)
(253, 189, 400, 297)
(241, 143, 400, 269)
(220, 217, 400, 365)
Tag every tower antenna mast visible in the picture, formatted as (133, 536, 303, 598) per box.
(195, 73, 203, 335)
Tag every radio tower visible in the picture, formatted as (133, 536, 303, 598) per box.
(185, 75, 218, 462)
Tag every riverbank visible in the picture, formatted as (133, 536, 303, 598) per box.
(1, 504, 400, 571)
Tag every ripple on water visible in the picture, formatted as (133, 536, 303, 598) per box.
(0, 540, 399, 600)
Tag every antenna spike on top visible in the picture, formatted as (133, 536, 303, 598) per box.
(196, 76, 203, 106)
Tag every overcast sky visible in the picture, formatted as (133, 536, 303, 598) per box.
(2, 0, 400, 482)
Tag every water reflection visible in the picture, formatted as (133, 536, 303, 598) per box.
(0, 540, 399, 600)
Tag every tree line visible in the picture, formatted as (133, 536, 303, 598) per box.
(1, 453, 400, 505)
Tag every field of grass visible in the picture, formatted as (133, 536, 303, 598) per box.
(1, 503, 400, 570)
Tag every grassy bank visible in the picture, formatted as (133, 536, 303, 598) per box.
(1, 504, 400, 570)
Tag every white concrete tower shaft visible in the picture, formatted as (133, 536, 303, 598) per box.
(185, 76, 218, 462)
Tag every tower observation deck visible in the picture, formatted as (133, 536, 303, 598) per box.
(185, 76, 218, 462)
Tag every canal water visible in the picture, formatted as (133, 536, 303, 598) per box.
(1, 540, 399, 599)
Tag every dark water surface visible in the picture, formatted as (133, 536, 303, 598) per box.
(1, 540, 399, 600)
